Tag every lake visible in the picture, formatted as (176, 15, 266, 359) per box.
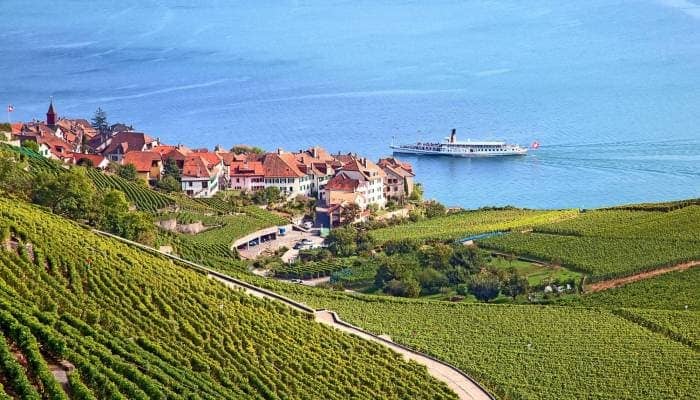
(1, 0, 699, 208)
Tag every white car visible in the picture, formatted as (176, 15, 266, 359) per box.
(302, 221, 314, 229)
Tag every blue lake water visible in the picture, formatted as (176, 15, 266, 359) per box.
(1, 0, 699, 208)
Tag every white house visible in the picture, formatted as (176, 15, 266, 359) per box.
(261, 151, 313, 198)
(181, 152, 224, 198)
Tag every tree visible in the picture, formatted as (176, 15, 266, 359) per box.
(252, 186, 282, 205)
(385, 278, 420, 298)
(450, 245, 486, 274)
(416, 268, 449, 295)
(423, 200, 446, 218)
(101, 190, 130, 234)
(501, 270, 529, 299)
(163, 157, 180, 179)
(76, 157, 94, 168)
(0, 149, 31, 199)
(408, 183, 423, 202)
(374, 253, 420, 289)
(0, 123, 10, 141)
(420, 243, 453, 270)
(117, 163, 138, 181)
(157, 159, 181, 193)
(230, 145, 264, 155)
(99, 189, 155, 245)
(327, 226, 358, 257)
(122, 212, 156, 245)
(340, 203, 361, 225)
(384, 238, 419, 256)
(157, 175, 180, 193)
(91, 108, 109, 134)
(21, 140, 40, 153)
(32, 169, 99, 222)
(468, 272, 501, 302)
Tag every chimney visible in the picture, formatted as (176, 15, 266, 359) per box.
(277, 148, 283, 155)
(450, 128, 456, 144)
(312, 147, 318, 158)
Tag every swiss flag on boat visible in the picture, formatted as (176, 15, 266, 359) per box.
(530, 141, 540, 149)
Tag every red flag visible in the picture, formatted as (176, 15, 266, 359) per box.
(530, 141, 540, 149)
(7, 105, 13, 113)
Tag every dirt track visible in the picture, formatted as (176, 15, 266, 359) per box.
(585, 260, 700, 292)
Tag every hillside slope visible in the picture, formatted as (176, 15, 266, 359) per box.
(249, 278, 700, 400)
(0, 198, 455, 399)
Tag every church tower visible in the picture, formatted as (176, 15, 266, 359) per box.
(46, 98, 57, 127)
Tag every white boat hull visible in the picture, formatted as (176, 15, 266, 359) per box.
(390, 145, 527, 157)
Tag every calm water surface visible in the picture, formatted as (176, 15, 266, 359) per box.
(2, 0, 699, 208)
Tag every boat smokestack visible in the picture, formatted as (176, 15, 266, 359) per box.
(450, 129, 456, 143)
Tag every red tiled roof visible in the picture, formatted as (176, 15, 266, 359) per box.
(72, 153, 107, 167)
(190, 151, 221, 169)
(262, 152, 305, 178)
(102, 131, 155, 155)
(153, 145, 175, 155)
(36, 135, 73, 159)
(182, 156, 212, 178)
(378, 157, 414, 175)
(10, 123, 23, 134)
(295, 146, 334, 164)
(217, 152, 236, 166)
(230, 160, 264, 177)
(333, 153, 356, 165)
(339, 155, 386, 180)
(122, 151, 162, 172)
(325, 174, 360, 192)
(154, 145, 189, 160)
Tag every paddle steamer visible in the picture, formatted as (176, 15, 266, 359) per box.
(391, 129, 529, 157)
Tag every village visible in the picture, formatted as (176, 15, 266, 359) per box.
(1, 101, 417, 229)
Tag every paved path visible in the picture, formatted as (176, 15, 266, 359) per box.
(93, 229, 493, 400)
(314, 310, 492, 400)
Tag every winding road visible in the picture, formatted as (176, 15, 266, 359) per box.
(94, 229, 494, 400)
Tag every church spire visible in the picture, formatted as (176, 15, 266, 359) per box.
(46, 97, 57, 127)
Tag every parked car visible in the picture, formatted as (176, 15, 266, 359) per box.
(293, 242, 303, 250)
(300, 238, 313, 245)
(248, 239, 259, 247)
(302, 221, 314, 229)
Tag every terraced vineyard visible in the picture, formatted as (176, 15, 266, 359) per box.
(533, 207, 700, 242)
(565, 267, 700, 310)
(369, 209, 577, 243)
(85, 168, 175, 212)
(605, 198, 700, 212)
(194, 197, 238, 213)
(615, 308, 700, 350)
(2, 144, 60, 174)
(190, 213, 283, 247)
(0, 198, 456, 399)
(260, 282, 700, 400)
(479, 207, 700, 281)
(242, 206, 288, 226)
